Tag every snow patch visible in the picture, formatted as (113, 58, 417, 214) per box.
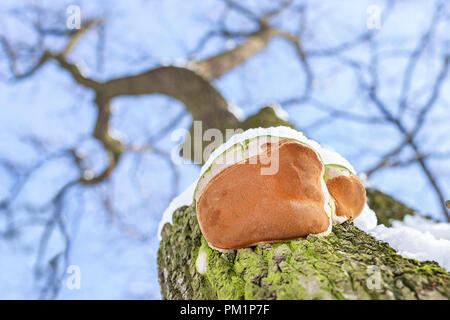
(269, 103, 289, 121)
(159, 126, 358, 239)
(392, 215, 450, 241)
(157, 181, 196, 240)
(158, 126, 450, 271)
(368, 218, 450, 271)
(353, 204, 378, 231)
(356, 207, 450, 271)
(200, 126, 355, 177)
(196, 249, 208, 274)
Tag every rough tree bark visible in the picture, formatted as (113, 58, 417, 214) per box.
(158, 190, 450, 300)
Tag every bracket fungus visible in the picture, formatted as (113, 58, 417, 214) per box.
(194, 135, 366, 251)
(324, 165, 366, 223)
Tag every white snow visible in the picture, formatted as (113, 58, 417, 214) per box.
(365, 215, 450, 270)
(159, 126, 353, 239)
(354, 205, 450, 271)
(353, 204, 378, 231)
(392, 215, 450, 241)
(268, 103, 289, 121)
(195, 249, 208, 274)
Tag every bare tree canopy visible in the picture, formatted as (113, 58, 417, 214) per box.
(0, 0, 449, 299)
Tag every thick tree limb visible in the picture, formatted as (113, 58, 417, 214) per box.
(193, 27, 280, 80)
(158, 200, 450, 300)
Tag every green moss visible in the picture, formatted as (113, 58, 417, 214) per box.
(158, 203, 450, 300)
(241, 106, 295, 130)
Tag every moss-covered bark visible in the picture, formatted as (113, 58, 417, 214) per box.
(158, 193, 450, 300)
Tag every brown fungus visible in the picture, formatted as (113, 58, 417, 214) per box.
(195, 138, 332, 250)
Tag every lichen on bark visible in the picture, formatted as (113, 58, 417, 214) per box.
(158, 199, 450, 300)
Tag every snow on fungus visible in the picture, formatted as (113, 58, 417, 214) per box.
(195, 137, 334, 250)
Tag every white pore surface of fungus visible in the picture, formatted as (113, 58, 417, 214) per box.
(158, 126, 450, 271)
